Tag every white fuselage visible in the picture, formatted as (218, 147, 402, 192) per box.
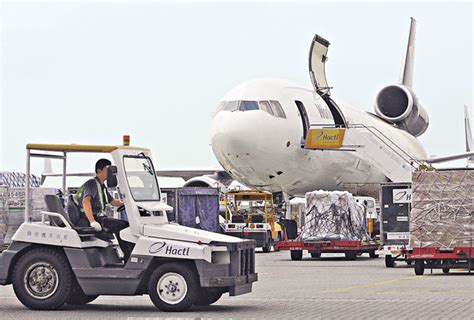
(210, 79, 427, 196)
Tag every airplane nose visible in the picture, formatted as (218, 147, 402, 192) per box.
(211, 111, 261, 157)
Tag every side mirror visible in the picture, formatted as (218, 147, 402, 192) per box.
(107, 165, 118, 188)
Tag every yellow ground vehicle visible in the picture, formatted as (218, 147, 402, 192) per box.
(222, 191, 282, 252)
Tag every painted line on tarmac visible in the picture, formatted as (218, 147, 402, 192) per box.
(318, 275, 425, 294)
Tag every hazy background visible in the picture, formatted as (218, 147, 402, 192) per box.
(1, 1, 472, 176)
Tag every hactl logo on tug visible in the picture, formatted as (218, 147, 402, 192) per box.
(149, 241, 190, 256)
(304, 128, 346, 149)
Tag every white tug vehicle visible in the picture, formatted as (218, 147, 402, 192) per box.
(0, 142, 257, 311)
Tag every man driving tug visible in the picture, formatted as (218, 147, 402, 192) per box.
(75, 158, 133, 261)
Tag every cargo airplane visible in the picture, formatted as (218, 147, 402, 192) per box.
(42, 19, 473, 198)
(185, 18, 472, 196)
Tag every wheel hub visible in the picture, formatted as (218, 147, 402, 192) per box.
(24, 262, 59, 299)
(157, 272, 187, 305)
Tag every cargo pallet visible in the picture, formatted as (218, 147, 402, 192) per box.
(275, 240, 380, 261)
(408, 247, 474, 275)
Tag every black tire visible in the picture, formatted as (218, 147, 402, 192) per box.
(345, 251, 357, 260)
(66, 282, 98, 305)
(310, 251, 321, 258)
(290, 250, 303, 261)
(369, 250, 379, 258)
(262, 237, 272, 253)
(273, 232, 281, 252)
(414, 260, 425, 275)
(194, 287, 224, 306)
(385, 255, 395, 268)
(442, 267, 450, 274)
(12, 247, 73, 310)
(148, 262, 199, 312)
(406, 260, 413, 266)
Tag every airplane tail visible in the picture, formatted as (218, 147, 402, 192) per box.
(399, 17, 417, 88)
(465, 105, 474, 164)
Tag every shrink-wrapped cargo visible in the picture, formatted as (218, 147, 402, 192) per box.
(301, 190, 368, 241)
(409, 170, 473, 249)
(0, 187, 57, 246)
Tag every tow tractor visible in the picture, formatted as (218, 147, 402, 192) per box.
(222, 191, 282, 253)
(0, 142, 257, 311)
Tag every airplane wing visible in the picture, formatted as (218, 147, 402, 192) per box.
(41, 169, 233, 185)
(465, 104, 473, 162)
(155, 170, 221, 180)
(424, 152, 474, 164)
(422, 105, 473, 165)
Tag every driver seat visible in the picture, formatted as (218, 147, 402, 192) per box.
(44, 194, 98, 238)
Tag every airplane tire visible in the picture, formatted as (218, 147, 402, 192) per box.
(148, 262, 199, 312)
(310, 251, 321, 258)
(442, 267, 450, 274)
(12, 247, 73, 310)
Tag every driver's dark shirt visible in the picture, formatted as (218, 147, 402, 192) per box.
(78, 177, 114, 217)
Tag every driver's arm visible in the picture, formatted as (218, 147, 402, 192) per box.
(111, 199, 123, 207)
(82, 196, 95, 222)
(106, 189, 123, 207)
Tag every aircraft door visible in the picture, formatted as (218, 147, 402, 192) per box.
(295, 100, 310, 140)
(309, 34, 347, 127)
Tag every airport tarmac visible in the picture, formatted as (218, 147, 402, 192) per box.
(0, 250, 472, 319)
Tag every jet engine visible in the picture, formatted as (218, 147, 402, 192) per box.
(183, 175, 226, 189)
(375, 84, 429, 137)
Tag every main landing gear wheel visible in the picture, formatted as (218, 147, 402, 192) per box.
(148, 262, 199, 312)
(12, 248, 73, 310)
(310, 251, 321, 258)
(442, 267, 450, 274)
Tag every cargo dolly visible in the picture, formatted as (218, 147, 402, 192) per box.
(408, 247, 473, 275)
(275, 239, 380, 261)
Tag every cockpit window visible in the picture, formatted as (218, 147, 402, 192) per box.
(216, 101, 226, 113)
(258, 101, 274, 115)
(239, 101, 259, 111)
(223, 101, 240, 111)
(270, 101, 286, 118)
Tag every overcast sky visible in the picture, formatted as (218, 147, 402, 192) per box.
(1, 1, 472, 176)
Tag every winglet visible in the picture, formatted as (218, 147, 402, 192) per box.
(400, 17, 417, 88)
(465, 105, 474, 161)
